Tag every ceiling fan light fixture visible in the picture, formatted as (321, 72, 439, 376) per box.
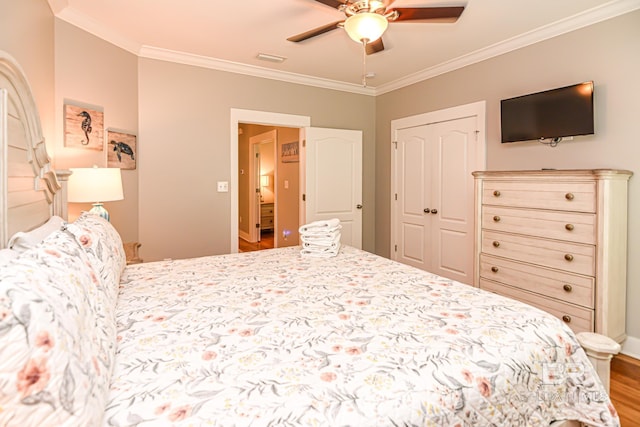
(344, 12, 388, 43)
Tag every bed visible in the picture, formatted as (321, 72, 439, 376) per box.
(0, 50, 621, 426)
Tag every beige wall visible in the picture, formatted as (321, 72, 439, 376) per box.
(138, 58, 376, 262)
(276, 127, 301, 248)
(375, 11, 640, 342)
(0, 0, 55, 157)
(53, 20, 139, 243)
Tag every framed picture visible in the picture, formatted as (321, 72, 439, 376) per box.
(107, 129, 137, 170)
(281, 141, 299, 163)
(64, 103, 104, 150)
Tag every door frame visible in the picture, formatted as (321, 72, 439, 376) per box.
(248, 130, 277, 243)
(230, 109, 310, 253)
(390, 101, 486, 259)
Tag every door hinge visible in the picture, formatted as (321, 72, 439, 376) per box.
(394, 193, 397, 201)
(394, 244, 397, 252)
(302, 139, 306, 147)
(255, 188, 260, 193)
(255, 223, 260, 229)
(256, 152, 260, 158)
(302, 193, 306, 202)
(393, 141, 397, 149)
(475, 130, 480, 141)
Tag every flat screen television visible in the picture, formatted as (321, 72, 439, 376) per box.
(500, 81, 594, 143)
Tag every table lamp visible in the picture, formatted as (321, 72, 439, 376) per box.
(68, 166, 124, 222)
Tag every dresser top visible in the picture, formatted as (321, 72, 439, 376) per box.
(472, 169, 633, 179)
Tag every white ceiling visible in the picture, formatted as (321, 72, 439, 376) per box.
(48, 0, 639, 95)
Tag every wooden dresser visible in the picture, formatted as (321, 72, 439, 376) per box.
(473, 169, 632, 342)
(260, 203, 274, 232)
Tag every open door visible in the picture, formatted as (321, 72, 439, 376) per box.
(301, 127, 363, 249)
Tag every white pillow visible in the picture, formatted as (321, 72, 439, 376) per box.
(7, 216, 65, 252)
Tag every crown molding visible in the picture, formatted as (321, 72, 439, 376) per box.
(374, 0, 640, 95)
(53, 4, 142, 55)
(138, 46, 376, 96)
(52, 0, 640, 97)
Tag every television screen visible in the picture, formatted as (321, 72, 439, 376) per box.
(500, 81, 594, 143)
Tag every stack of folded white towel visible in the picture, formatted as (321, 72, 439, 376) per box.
(299, 218, 341, 258)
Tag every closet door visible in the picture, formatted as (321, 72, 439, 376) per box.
(393, 115, 478, 285)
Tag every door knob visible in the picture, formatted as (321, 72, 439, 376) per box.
(430, 209, 438, 214)
(356, 204, 363, 209)
(423, 208, 431, 213)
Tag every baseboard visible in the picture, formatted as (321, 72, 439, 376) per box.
(621, 335, 640, 359)
(239, 230, 251, 242)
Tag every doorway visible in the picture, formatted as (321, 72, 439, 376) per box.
(231, 109, 310, 254)
(238, 124, 302, 253)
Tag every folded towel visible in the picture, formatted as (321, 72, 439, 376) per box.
(300, 229, 341, 242)
(302, 240, 340, 249)
(300, 242, 341, 258)
(299, 218, 341, 234)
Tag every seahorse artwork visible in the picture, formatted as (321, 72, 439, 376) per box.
(78, 111, 92, 145)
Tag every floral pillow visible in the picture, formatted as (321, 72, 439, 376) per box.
(0, 228, 116, 426)
(64, 212, 126, 306)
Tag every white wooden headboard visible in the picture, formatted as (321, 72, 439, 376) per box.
(0, 51, 67, 249)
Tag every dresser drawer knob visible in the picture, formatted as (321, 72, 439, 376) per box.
(491, 266, 499, 273)
(564, 254, 574, 261)
(493, 190, 501, 197)
(565, 193, 575, 200)
(562, 315, 572, 323)
(492, 241, 500, 248)
(563, 284, 573, 292)
(565, 224, 574, 231)
(493, 215, 501, 222)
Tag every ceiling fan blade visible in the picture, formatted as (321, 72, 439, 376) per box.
(366, 38, 384, 55)
(390, 6, 465, 23)
(313, 0, 346, 9)
(287, 20, 344, 42)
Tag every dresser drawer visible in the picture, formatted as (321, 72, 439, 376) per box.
(480, 279, 594, 334)
(481, 206, 596, 245)
(261, 203, 274, 216)
(482, 180, 596, 213)
(479, 254, 594, 308)
(482, 230, 595, 276)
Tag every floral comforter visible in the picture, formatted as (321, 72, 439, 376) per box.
(104, 246, 618, 426)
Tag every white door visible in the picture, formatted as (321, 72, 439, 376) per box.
(392, 103, 485, 285)
(248, 130, 277, 243)
(302, 127, 363, 249)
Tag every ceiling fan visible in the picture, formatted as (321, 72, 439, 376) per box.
(287, 0, 465, 55)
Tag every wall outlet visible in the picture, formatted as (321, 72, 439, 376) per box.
(217, 181, 229, 192)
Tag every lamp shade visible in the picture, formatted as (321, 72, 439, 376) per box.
(68, 167, 124, 203)
(344, 12, 388, 43)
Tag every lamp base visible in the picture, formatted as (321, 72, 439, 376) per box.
(89, 203, 110, 222)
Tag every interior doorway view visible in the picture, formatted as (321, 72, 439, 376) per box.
(238, 124, 300, 252)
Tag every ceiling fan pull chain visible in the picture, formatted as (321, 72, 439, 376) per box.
(361, 39, 367, 87)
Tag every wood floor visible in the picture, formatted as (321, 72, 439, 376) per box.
(238, 231, 274, 252)
(610, 353, 640, 426)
